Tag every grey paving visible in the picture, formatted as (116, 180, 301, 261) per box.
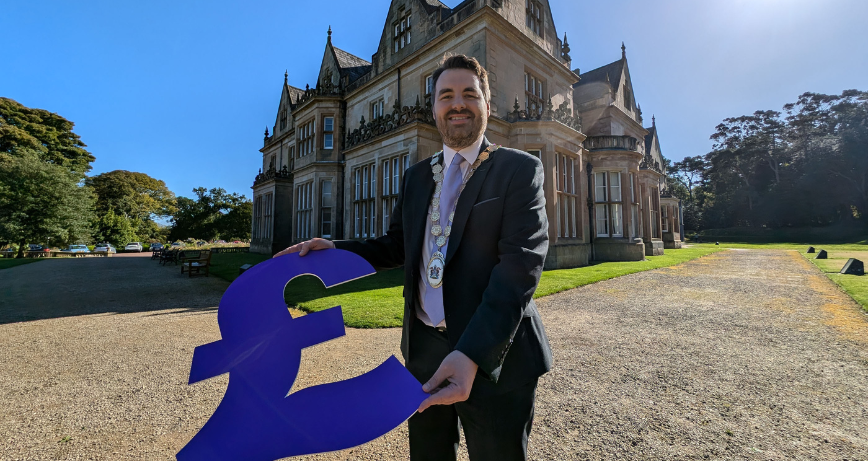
(0, 249, 866, 460)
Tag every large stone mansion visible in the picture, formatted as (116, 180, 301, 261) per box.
(250, 0, 682, 268)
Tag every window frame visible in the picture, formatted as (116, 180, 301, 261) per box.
(594, 170, 625, 238)
(323, 116, 334, 150)
(523, 71, 545, 116)
(555, 152, 579, 239)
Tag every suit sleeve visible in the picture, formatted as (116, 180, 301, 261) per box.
(455, 155, 548, 382)
(333, 169, 408, 271)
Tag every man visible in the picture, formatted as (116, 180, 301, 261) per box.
(276, 54, 552, 461)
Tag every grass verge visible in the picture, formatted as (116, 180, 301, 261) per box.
(0, 258, 43, 270)
(255, 247, 720, 328)
(534, 246, 723, 298)
(209, 252, 271, 282)
(692, 242, 868, 313)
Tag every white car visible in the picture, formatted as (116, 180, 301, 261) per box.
(93, 243, 116, 253)
(124, 242, 143, 252)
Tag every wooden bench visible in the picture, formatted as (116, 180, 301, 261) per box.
(181, 250, 212, 277)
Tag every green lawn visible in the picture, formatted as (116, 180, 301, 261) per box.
(534, 247, 722, 297)
(209, 252, 271, 282)
(269, 247, 722, 328)
(0, 258, 43, 270)
(692, 242, 868, 313)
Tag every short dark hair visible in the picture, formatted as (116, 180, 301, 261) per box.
(431, 54, 490, 103)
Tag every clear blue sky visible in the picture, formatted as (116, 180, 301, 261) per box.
(3, 0, 866, 200)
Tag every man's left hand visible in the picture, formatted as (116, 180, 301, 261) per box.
(418, 350, 478, 413)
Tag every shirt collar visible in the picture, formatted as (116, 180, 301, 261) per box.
(442, 135, 484, 177)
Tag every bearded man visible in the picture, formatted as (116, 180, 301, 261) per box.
(276, 54, 552, 461)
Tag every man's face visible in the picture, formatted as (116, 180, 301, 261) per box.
(432, 68, 490, 150)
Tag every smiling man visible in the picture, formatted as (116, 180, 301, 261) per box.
(276, 54, 552, 461)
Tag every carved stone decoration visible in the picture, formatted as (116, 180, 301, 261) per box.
(254, 164, 292, 186)
(344, 97, 435, 149)
(639, 151, 663, 174)
(508, 98, 581, 132)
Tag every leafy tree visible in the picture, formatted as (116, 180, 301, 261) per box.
(169, 187, 252, 241)
(0, 149, 94, 257)
(86, 170, 177, 241)
(93, 208, 138, 247)
(0, 97, 95, 174)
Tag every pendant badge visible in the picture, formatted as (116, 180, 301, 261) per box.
(427, 251, 445, 289)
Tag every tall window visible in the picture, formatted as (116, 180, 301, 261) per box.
(353, 164, 376, 238)
(524, 72, 544, 115)
(372, 99, 385, 120)
(556, 153, 578, 239)
(393, 11, 411, 52)
(526, 0, 542, 37)
(299, 119, 315, 156)
(381, 154, 409, 234)
(296, 182, 312, 240)
(280, 109, 287, 130)
(425, 74, 434, 105)
(651, 188, 660, 238)
(630, 173, 639, 238)
(661, 204, 669, 233)
(595, 171, 624, 237)
(321, 180, 333, 238)
(269, 154, 276, 170)
(264, 193, 273, 239)
(253, 195, 262, 239)
(323, 116, 334, 149)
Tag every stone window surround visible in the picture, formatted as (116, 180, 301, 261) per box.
(526, 0, 543, 38)
(393, 9, 411, 53)
(524, 70, 545, 116)
(298, 119, 315, 157)
(321, 178, 334, 238)
(296, 181, 313, 240)
(555, 151, 579, 240)
(380, 153, 410, 235)
(594, 170, 625, 238)
(323, 115, 335, 150)
(352, 163, 377, 239)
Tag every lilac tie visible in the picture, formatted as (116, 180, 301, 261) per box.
(423, 153, 465, 326)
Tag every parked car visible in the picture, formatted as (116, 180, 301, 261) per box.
(124, 242, 143, 252)
(93, 243, 116, 253)
(65, 244, 89, 253)
(171, 242, 184, 248)
(215, 240, 227, 244)
(150, 242, 164, 251)
(196, 241, 207, 246)
(28, 244, 43, 251)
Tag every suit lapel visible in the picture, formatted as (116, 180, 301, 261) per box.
(408, 154, 439, 269)
(444, 137, 493, 266)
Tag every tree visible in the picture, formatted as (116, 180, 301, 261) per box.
(93, 208, 138, 247)
(169, 187, 252, 241)
(0, 149, 94, 257)
(0, 97, 95, 174)
(86, 170, 177, 241)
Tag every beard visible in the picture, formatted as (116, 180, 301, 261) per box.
(435, 109, 487, 150)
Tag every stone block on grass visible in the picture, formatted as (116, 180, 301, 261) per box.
(807, 246, 815, 253)
(840, 258, 864, 276)
(815, 250, 828, 259)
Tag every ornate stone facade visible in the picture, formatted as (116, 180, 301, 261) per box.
(250, 0, 680, 264)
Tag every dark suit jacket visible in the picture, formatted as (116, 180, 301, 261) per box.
(335, 137, 552, 394)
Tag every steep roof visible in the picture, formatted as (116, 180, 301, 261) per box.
(420, 0, 448, 13)
(286, 84, 305, 106)
(644, 124, 657, 156)
(575, 58, 624, 91)
(333, 46, 372, 85)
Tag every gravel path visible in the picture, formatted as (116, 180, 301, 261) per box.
(1, 249, 867, 460)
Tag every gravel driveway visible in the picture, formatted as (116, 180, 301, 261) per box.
(1, 249, 867, 460)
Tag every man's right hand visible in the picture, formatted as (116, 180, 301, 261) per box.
(273, 238, 335, 258)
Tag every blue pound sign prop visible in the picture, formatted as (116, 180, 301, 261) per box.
(177, 249, 428, 461)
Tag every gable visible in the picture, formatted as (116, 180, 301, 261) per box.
(272, 78, 305, 137)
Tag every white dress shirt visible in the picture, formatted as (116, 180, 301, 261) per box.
(416, 135, 485, 327)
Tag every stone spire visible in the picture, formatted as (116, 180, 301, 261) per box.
(562, 33, 571, 63)
(621, 42, 626, 60)
(327, 25, 332, 42)
(652, 114, 656, 127)
(284, 70, 288, 84)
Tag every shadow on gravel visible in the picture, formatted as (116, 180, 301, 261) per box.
(143, 306, 219, 317)
(0, 257, 226, 325)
